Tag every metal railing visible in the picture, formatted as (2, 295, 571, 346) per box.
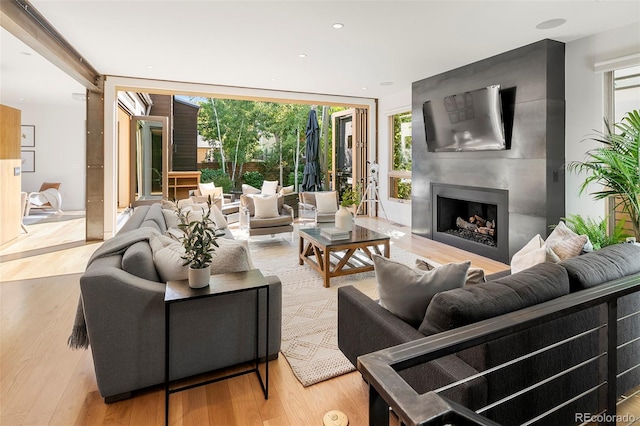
(358, 273, 640, 426)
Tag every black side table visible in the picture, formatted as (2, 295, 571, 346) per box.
(164, 269, 269, 425)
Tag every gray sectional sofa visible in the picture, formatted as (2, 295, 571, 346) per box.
(79, 203, 282, 402)
(338, 243, 640, 425)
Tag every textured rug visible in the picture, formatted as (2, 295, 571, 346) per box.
(248, 232, 422, 387)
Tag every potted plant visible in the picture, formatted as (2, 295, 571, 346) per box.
(568, 110, 640, 239)
(335, 185, 362, 231)
(176, 197, 219, 288)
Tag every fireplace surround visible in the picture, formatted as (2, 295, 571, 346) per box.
(432, 183, 509, 263)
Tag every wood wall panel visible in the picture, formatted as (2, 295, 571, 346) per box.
(0, 104, 22, 245)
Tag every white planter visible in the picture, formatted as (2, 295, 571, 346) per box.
(335, 205, 353, 231)
(188, 264, 211, 289)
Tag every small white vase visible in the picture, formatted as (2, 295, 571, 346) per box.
(188, 264, 211, 289)
(335, 205, 353, 231)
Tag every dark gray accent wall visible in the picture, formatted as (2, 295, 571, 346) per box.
(411, 39, 565, 261)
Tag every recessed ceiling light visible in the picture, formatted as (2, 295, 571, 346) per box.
(19, 98, 24, 101)
(271, 78, 278, 82)
(146, 65, 154, 69)
(298, 53, 307, 58)
(362, 87, 367, 90)
(535, 18, 566, 30)
(380, 81, 394, 86)
(332, 23, 344, 29)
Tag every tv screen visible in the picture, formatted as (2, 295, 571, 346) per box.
(422, 85, 506, 152)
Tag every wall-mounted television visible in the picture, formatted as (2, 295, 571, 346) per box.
(422, 84, 506, 152)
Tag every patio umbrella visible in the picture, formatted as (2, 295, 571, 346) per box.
(301, 108, 322, 192)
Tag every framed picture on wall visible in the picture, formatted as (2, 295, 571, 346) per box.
(21, 150, 35, 173)
(21, 125, 35, 147)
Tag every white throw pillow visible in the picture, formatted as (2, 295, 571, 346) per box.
(210, 204, 228, 229)
(315, 191, 338, 214)
(253, 195, 280, 218)
(546, 221, 589, 260)
(279, 185, 294, 195)
(149, 234, 187, 282)
(242, 183, 261, 195)
(511, 234, 560, 274)
(261, 180, 279, 195)
(373, 255, 470, 325)
(162, 208, 179, 229)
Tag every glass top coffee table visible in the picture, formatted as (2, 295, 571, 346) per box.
(298, 225, 390, 287)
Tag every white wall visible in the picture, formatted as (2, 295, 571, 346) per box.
(377, 87, 412, 226)
(19, 102, 86, 211)
(565, 22, 640, 220)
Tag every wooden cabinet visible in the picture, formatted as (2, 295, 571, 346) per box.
(0, 104, 22, 245)
(167, 171, 200, 200)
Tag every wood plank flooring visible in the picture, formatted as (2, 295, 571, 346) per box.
(2, 213, 635, 425)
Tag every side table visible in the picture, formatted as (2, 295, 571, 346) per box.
(164, 269, 269, 424)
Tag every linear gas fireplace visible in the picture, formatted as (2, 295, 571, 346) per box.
(431, 183, 509, 263)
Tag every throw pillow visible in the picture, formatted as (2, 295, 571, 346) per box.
(149, 234, 188, 282)
(177, 198, 194, 209)
(279, 185, 294, 195)
(210, 204, 228, 229)
(162, 208, 179, 229)
(198, 182, 216, 198)
(253, 195, 280, 219)
(210, 239, 254, 274)
(261, 180, 279, 195)
(373, 254, 470, 325)
(511, 234, 560, 274)
(242, 183, 261, 195)
(315, 191, 338, 214)
(546, 221, 589, 260)
(415, 258, 486, 286)
(161, 199, 177, 211)
(121, 241, 161, 282)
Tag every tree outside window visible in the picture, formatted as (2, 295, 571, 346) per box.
(389, 112, 412, 201)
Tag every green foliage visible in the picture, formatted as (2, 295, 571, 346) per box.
(340, 184, 362, 207)
(287, 171, 303, 187)
(176, 197, 219, 269)
(242, 171, 264, 189)
(554, 215, 630, 250)
(568, 110, 640, 238)
(392, 112, 412, 172)
(397, 180, 412, 200)
(200, 168, 233, 193)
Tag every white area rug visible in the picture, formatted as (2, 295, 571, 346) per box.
(248, 231, 421, 387)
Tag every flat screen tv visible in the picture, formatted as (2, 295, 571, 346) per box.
(422, 85, 506, 152)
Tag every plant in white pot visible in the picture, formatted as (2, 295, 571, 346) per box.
(176, 198, 219, 288)
(336, 185, 361, 231)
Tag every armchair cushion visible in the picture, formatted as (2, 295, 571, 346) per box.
(315, 191, 338, 214)
(242, 184, 261, 195)
(241, 194, 284, 217)
(249, 215, 293, 229)
(261, 180, 279, 195)
(253, 194, 279, 218)
(198, 182, 223, 200)
(279, 185, 294, 195)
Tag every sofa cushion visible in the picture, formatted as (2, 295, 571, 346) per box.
(373, 255, 470, 326)
(415, 258, 486, 286)
(546, 221, 588, 260)
(141, 203, 168, 234)
(279, 185, 294, 195)
(261, 180, 279, 195)
(121, 241, 161, 282)
(510, 234, 560, 273)
(149, 234, 187, 282)
(211, 239, 253, 274)
(249, 215, 293, 229)
(420, 262, 570, 335)
(162, 208, 179, 229)
(315, 191, 338, 214)
(242, 184, 261, 195)
(560, 243, 640, 291)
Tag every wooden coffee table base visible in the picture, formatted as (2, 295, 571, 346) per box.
(298, 235, 390, 288)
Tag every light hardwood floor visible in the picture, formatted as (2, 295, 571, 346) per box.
(8, 212, 593, 426)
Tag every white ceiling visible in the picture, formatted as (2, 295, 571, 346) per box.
(1, 1, 639, 107)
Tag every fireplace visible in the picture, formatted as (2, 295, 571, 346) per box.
(431, 183, 509, 263)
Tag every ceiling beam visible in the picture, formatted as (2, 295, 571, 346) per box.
(0, 0, 102, 92)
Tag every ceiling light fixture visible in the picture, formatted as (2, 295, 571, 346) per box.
(146, 65, 154, 69)
(362, 87, 367, 90)
(380, 81, 394, 86)
(535, 18, 567, 30)
(298, 53, 307, 58)
(332, 23, 344, 29)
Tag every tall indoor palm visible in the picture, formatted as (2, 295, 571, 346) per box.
(569, 110, 640, 239)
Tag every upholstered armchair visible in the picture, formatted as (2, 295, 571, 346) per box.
(239, 194, 294, 238)
(298, 191, 339, 223)
(27, 182, 62, 215)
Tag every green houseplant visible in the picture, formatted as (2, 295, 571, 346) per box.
(340, 184, 362, 208)
(176, 197, 219, 288)
(335, 185, 362, 231)
(568, 110, 640, 239)
(552, 214, 630, 250)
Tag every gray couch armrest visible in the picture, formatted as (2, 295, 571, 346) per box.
(338, 285, 425, 366)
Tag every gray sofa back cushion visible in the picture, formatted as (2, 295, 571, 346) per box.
(420, 262, 570, 335)
(139, 203, 167, 234)
(121, 241, 161, 282)
(559, 243, 640, 291)
(118, 205, 150, 234)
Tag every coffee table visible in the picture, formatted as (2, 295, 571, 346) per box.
(298, 225, 390, 287)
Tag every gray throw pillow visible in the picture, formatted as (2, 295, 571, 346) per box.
(415, 258, 486, 286)
(373, 254, 470, 326)
(121, 241, 161, 282)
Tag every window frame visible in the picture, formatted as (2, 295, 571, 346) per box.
(388, 110, 412, 203)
